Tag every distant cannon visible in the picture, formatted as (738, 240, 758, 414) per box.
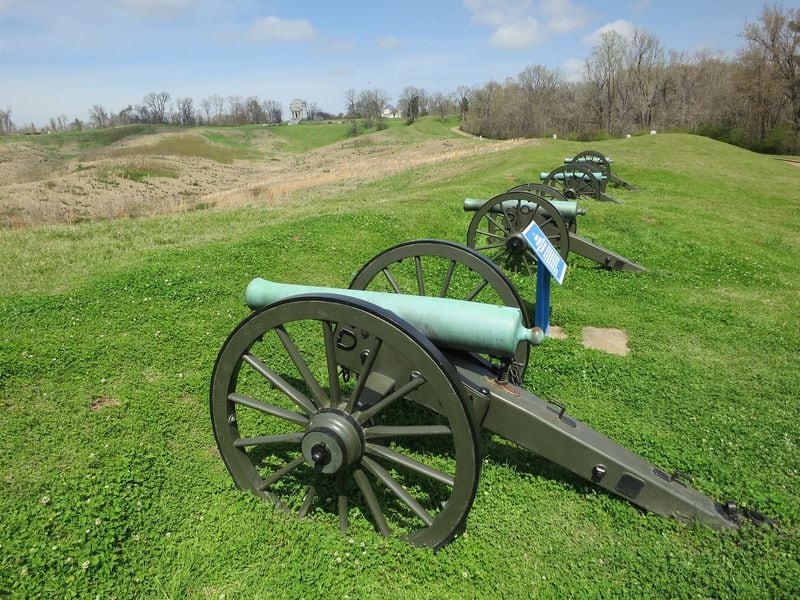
(464, 189, 646, 273)
(540, 164, 619, 203)
(210, 241, 753, 549)
(564, 150, 639, 190)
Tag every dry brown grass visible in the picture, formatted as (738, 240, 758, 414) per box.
(0, 130, 536, 228)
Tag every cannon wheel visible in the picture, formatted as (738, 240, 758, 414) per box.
(465, 191, 570, 277)
(572, 150, 611, 181)
(543, 164, 603, 201)
(211, 295, 480, 549)
(507, 183, 577, 233)
(349, 239, 531, 383)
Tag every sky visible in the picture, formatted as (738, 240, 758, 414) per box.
(0, 0, 776, 127)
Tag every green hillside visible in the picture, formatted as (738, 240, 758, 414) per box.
(1, 132, 798, 598)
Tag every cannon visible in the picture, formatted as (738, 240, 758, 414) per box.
(540, 164, 620, 203)
(464, 190, 647, 273)
(210, 240, 754, 549)
(564, 150, 639, 190)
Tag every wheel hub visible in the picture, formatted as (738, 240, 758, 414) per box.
(301, 409, 364, 474)
(564, 188, 578, 199)
(505, 234, 527, 255)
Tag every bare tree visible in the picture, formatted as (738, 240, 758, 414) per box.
(356, 88, 390, 127)
(452, 85, 471, 118)
(210, 94, 225, 124)
(88, 104, 110, 129)
(585, 31, 627, 133)
(199, 97, 212, 125)
(112, 106, 133, 127)
(624, 28, 666, 129)
(397, 86, 427, 122)
(262, 99, 283, 124)
(142, 91, 171, 124)
(0, 107, 15, 135)
(244, 96, 265, 124)
(344, 88, 358, 119)
(742, 4, 800, 130)
(429, 92, 452, 122)
(227, 95, 245, 126)
(517, 64, 562, 136)
(306, 101, 319, 121)
(174, 97, 196, 125)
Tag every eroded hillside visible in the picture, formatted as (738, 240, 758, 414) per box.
(0, 121, 533, 227)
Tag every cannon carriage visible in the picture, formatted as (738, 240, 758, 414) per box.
(564, 149, 639, 191)
(210, 240, 752, 549)
(540, 164, 619, 203)
(464, 188, 646, 273)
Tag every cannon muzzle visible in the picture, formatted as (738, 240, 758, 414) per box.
(463, 197, 586, 220)
(245, 278, 544, 357)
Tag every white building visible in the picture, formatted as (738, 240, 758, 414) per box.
(289, 99, 307, 125)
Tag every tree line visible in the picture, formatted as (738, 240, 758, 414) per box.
(0, 93, 293, 134)
(1, 4, 796, 154)
(461, 4, 799, 154)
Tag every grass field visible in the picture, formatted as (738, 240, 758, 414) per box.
(0, 130, 798, 598)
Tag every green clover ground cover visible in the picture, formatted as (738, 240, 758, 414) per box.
(0, 133, 798, 598)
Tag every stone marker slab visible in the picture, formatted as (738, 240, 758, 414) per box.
(580, 327, 630, 356)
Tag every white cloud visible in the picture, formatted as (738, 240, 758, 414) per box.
(584, 19, 636, 44)
(560, 57, 585, 82)
(376, 36, 402, 50)
(465, 0, 593, 50)
(464, 0, 533, 27)
(542, 0, 592, 33)
(248, 16, 316, 43)
(490, 17, 542, 49)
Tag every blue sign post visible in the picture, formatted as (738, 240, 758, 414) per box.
(521, 221, 568, 335)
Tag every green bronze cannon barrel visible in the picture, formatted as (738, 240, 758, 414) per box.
(462, 197, 586, 221)
(245, 278, 544, 357)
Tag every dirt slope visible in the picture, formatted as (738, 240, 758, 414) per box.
(0, 129, 534, 227)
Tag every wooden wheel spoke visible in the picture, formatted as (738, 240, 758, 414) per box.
(362, 456, 434, 527)
(381, 267, 403, 293)
(475, 231, 507, 242)
(242, 353, 316, 414)
(228, 392, 309, 426)
(414, 256, 426, 296)
(485, 213, 510, 235)
(353, 468, 391, 537)
(474, 242, 507, 252)
(365, 443, 454, 487)
(538, 215, 556, 229)
(322, 321, 341, 406)
(439, 259, 457, 297)
(355, 375, 426, 423)
(297, 478, 318, 518)
(465, 279, 489, 301)
(258, 454, 306, 490)
(500, 202, 514, 228)
(234, 432, 304, 448)
(364, 425, 452, 439)
(337, 472, 348, 534)
(274, 326, 328, 410)
(522, 254, 535, 277)
(345, 337, 383, 413)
